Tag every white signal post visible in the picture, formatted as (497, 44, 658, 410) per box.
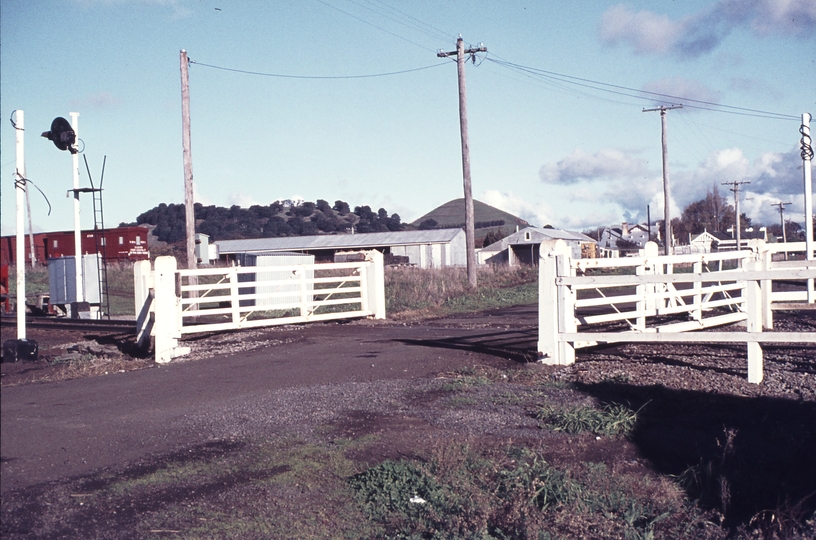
(801, 112, 813, 302)
(70, 112, 83, 303)
(14, 111, 26, 339)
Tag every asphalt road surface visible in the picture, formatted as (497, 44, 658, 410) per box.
(1, 306, 539, 494)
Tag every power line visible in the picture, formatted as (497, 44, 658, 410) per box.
(312, 0, 438, 53)
(363, 0, 454, 42)
(486, 58, 799, 121)
(346, 0, 453, 43)
(189, 59, 447, 79)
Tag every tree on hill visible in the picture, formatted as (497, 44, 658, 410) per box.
(136, 199, 401, 242)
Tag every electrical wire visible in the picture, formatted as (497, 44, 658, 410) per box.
(14, 172, 52, 216)
(486, 58, 799, 121)
(362, 0, 454, 43)
(312, 0, 438, 53)
(9, 110, 24, 130)
(189, 59, 447, 79)
(345, 0, 453, 44)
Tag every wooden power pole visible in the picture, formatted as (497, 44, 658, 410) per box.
(723, 180, 750, 250)
(180, 49, 197, 271)
(438, 36, 486, 288)
(643, 104, 682, 255)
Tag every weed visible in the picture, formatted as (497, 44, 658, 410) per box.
(536, 402, 641, 437)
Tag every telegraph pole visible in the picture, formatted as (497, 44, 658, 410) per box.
(771, 201, 792, 260)
(643, 104, 682, 255)
(180, 49, 197, 271)
(438, 36, 486, 288)
(722, 180, 750, 251)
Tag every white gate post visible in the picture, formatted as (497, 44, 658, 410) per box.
(556, 249, 576, 365)
(228, 266, 240, 326)
(745, 260, 764, 384)
(538, 240, 572, 365)
(756, 241, 773, 329)
(639, 242, 659, 329)
(365, 250, 386, 319)
(133, 260, 154, 347)
(153, 256, 190, 363)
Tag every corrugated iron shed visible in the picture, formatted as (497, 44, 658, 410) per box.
(216, 228, 465, 254)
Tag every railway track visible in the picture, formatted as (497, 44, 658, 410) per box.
(0, 316, 136, 333)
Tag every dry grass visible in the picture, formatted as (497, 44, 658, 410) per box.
(385, 264, 538, 315)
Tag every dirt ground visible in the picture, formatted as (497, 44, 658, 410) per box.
(1, 306, 815, 538)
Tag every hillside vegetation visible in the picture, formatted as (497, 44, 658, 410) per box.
(133, 200, 404, 243)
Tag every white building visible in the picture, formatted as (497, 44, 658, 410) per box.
(215, 228, 467, 269)
(479, 227, 597, 265)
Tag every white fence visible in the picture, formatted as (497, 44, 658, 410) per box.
(134, 250, 385, 363)
(538, 240, 815, 384)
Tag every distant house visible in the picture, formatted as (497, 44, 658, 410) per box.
(479, 227, 597, 265)
(710, 228, 770, 251)
(215, 228, 467, 269)
(598, 223, 651, 253)
(684, 230, 720, 253)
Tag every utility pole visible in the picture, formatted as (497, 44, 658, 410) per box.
(722, 180, 750, 251)
(643, 104, 682, 255)
(771, 201, 792, 260)
(438, 36, 486, 288)
(180, 49, 197, 271)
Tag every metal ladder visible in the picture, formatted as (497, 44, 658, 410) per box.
(85, 156, 111, 319)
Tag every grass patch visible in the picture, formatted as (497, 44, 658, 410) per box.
(385, 264, 538, 315)
(7, 262, 136, 317)
(536, 402, 642, 437)
(348, 444, 717, 539)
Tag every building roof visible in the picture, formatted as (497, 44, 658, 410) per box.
(481, 227, 595, 253)
(215, 228, 465, 254)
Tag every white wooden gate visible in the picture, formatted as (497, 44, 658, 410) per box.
(538, 240, 815, 383)
(135, 250, 385, 363)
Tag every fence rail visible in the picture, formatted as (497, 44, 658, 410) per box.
(538, 239, 815, 384)
(135, 250, 385, 363)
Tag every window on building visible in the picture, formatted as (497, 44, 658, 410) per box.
(135, 236, 141, 245)
(53, 240, 58, 248)
(524, 231, 531, 241)
(119, 236, 124, 245)
(100, 237, 106, 246)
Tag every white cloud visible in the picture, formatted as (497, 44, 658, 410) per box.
(599, 0, 816, 58)
(539, 148, 648, 184)
(227, 192, 262, 208)
(599, 5, 686, 55)
(537, 145, 811, 229)
(480, 189, 553, 227)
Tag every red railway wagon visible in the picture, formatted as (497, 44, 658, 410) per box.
(0, 226, 150, 266)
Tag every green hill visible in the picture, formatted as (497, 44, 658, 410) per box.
(410, 199, 530, 243)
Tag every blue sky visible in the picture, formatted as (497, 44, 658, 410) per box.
(2, 0, 814, 238)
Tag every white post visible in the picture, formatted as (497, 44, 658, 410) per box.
(14, 110, 26, 340)
(757, 242, 773, 329)
(229, 267, 240, 326)
(153, 256, 189, 363)
(133, 260, 154, 348)
(801, 113, 814, 302)
(366, 250, 386, 319)
(556, 249, 576, 365)
(69, 112, 83, 303)
(538, 240, 572, 364)
(745, 261, 763, 384)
